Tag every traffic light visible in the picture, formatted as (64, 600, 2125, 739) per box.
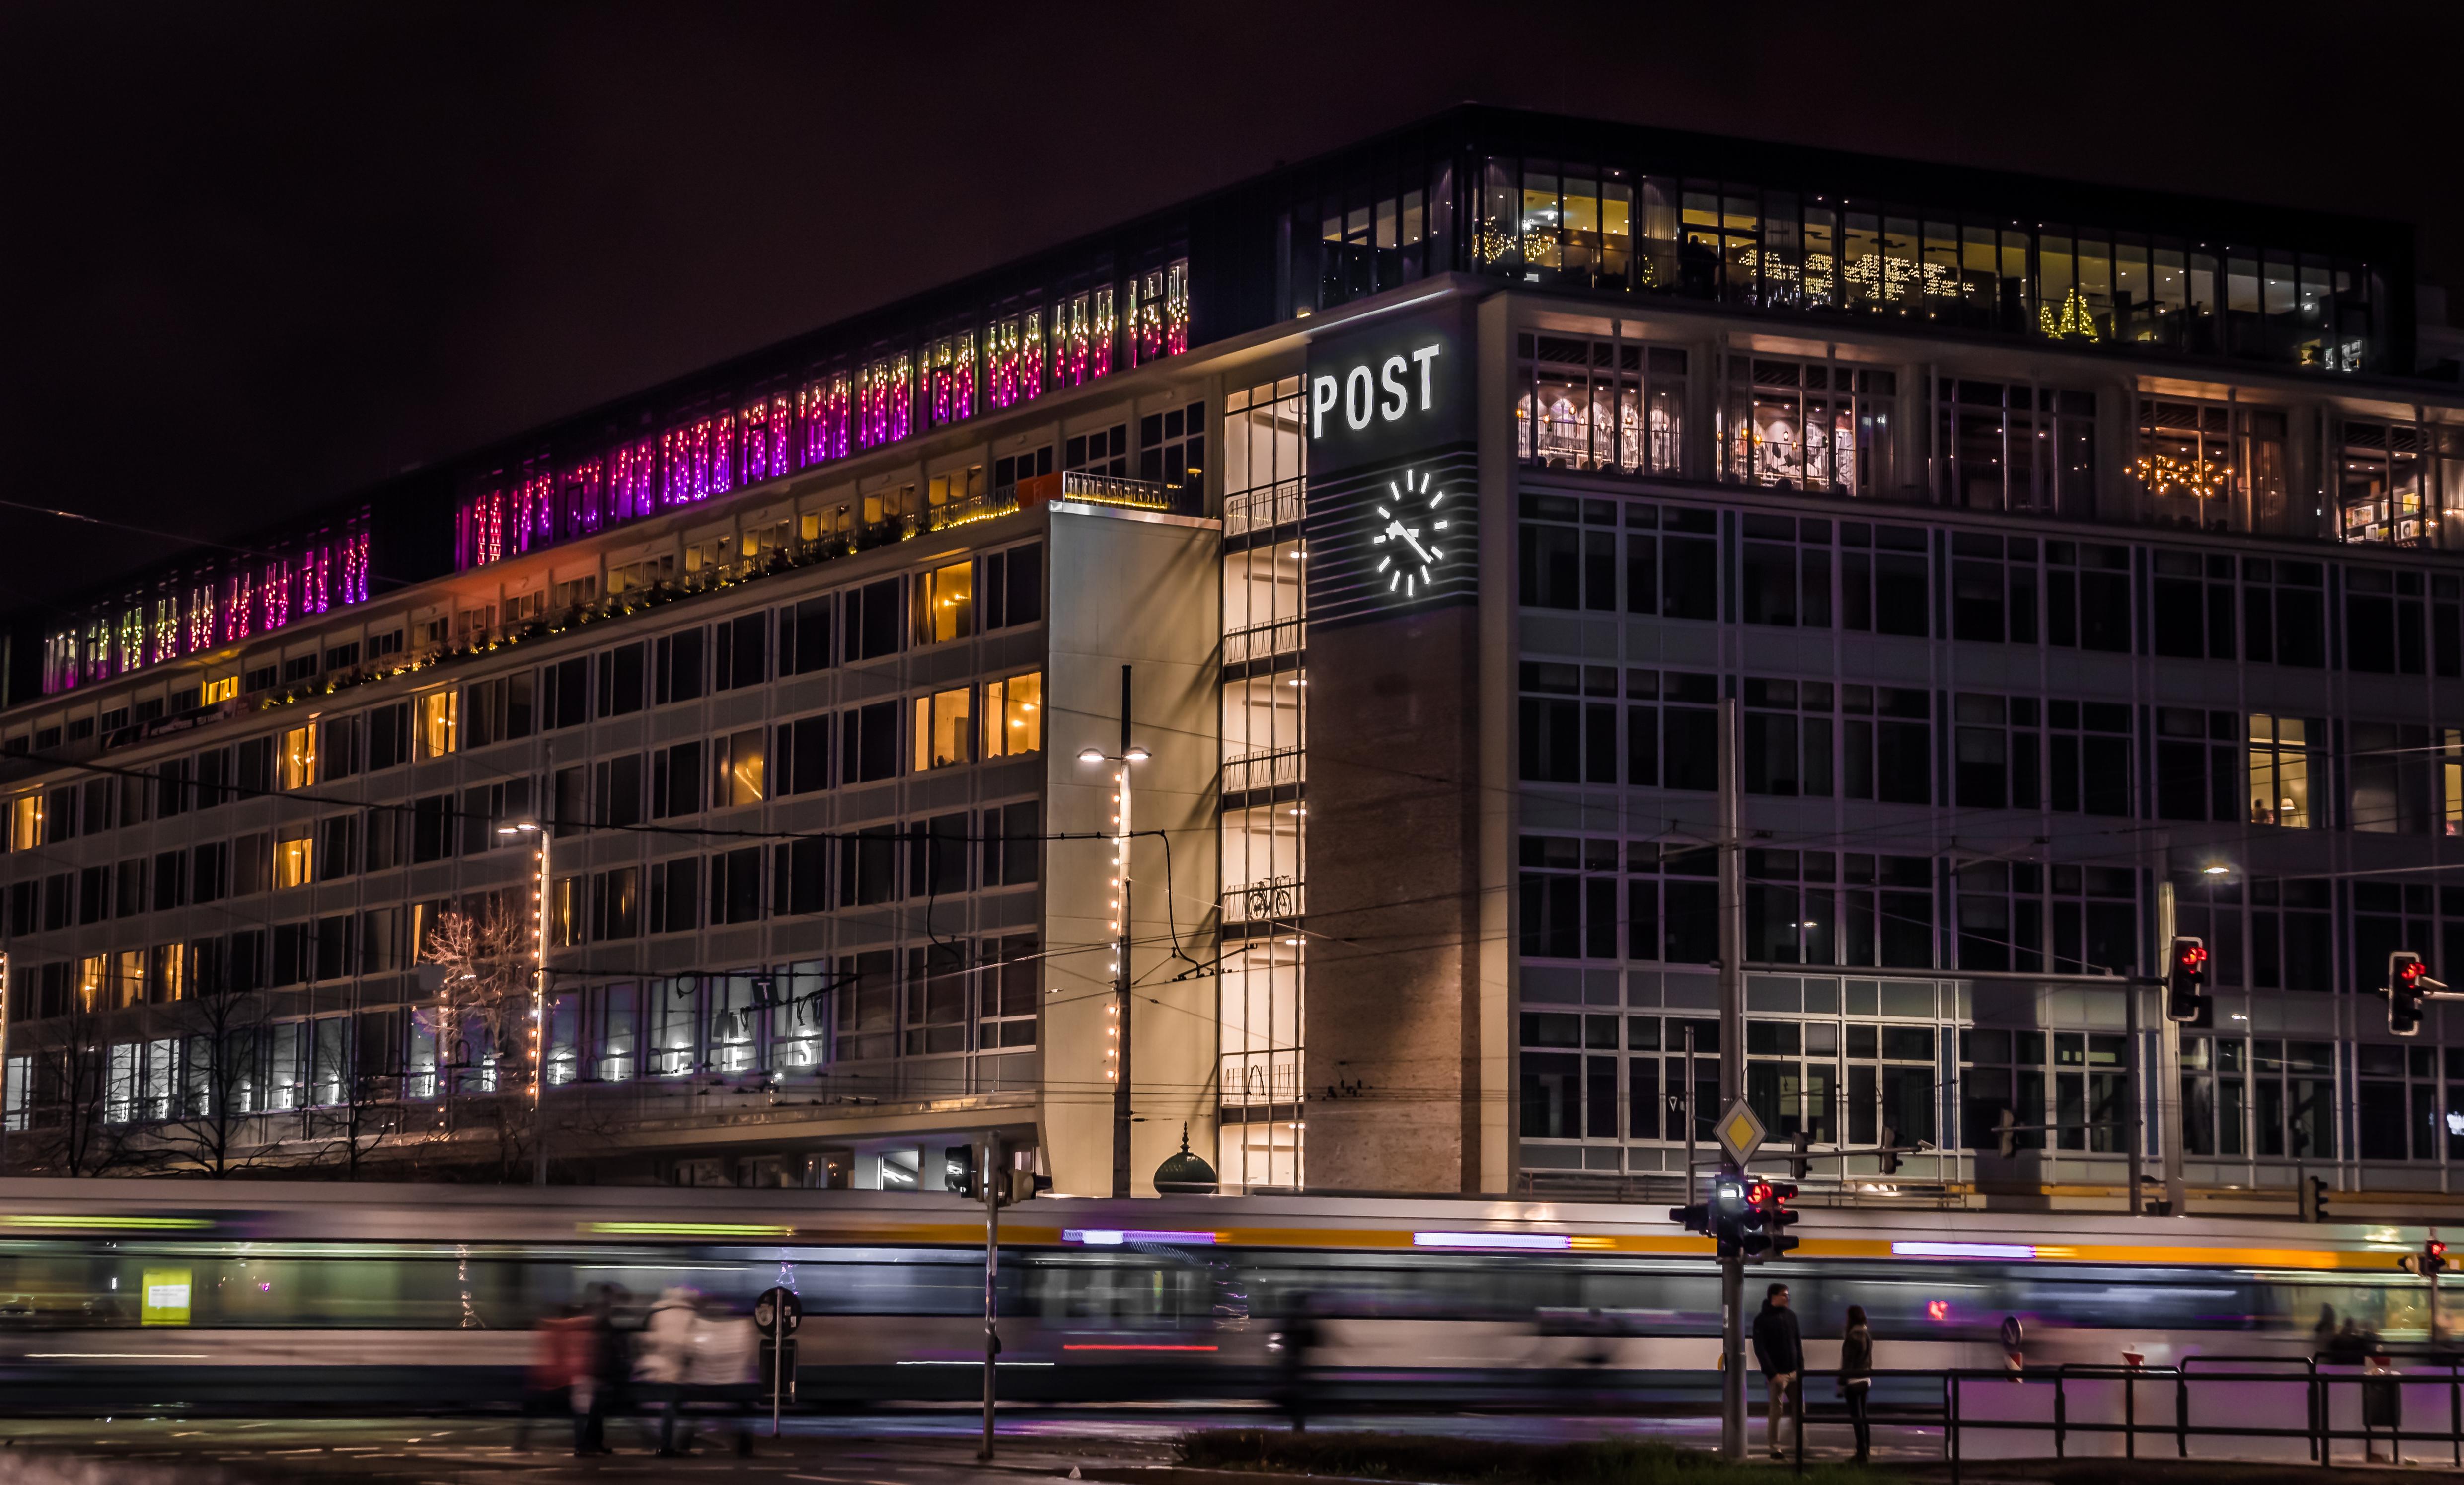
(1996, 1107, 2019, 1159)
(2403, 1239, 2450, 1277)
(1878, 1124, 1900, 1176)
(2165, 936, 2210, 1022)
(1788, 1130, 1810, 1181)
(1711, 1169, 1751, 1256)
(1761, 1181, 1801, 1258)
(1736, 1178, 1774, 1258)
(2387, 951, 2442, 1037)
(2299, 1176, 2331, 1224)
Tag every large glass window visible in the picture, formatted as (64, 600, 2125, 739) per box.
(913, 560, 974, 645)
(2339, 418, 2430, 547)
(983, 672, 1043, 759)
(1935, 378, 2094, 518)
(912, 687, 972, 772)
(1514, 332, 1685, 476)
(1723, 356, 1893, 495)
(2247, 714, 2319, 827)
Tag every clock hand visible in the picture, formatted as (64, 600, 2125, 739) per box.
(1385, 518, 1434, 563)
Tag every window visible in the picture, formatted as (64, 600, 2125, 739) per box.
(1625, 668, 1718, 790)
(714, 612, 766, 690)
(1949, 532, 2040, 643)
(1739, 514, 1834, 627)
(414, 690, 457, 759)
(5, 794, 38, 851)
(652, 742, 704, 819)
(1725, 356, 1893, 494)
(463, 672, 534, 747)
(1137, 401, 1207, 490)
(1518, 494, 1619, 611)
(843, 701, 900, 783)
(2051, 864, 2139, 976)
(846, 578, 902, 661)
(366, 702, 411, 770)
(1222, 800, 1303, 926)
(924, 463, 986, 520)
(647, 859, 700, 934)
(1841, 522, 1930, 636)
(914, 560, 974, 645)
(316, 814, 357, 881)
(1516, 836, 1617, 960)
(1742, 677, 1835, 797)
(2247, 715, 2316, 829)
(1843, 685, 1931, 804)
(238, 833, 276, 896)
(114, 857, 145, 918)
(908, 813, 970, 898)
(274, 724, 317, 790)
(1952, 694, 2039, 810)
(321, 713, 361, 780)
(655, 627, 705, 704)
(1516, 662, 1617, 785)
(777, 596, 833, 676)
(2240, 557, 2326, 667)
(775, 714, 831, 796)
(595, 642, 646, 716)
(979, 934, 1039, 1050)
(2253, 1039, 2338, 1159)
(2344, 567, 2427, 675)
(980, 800, 1040, 887)
(839, 826, 900, 906)
(1514, 331, 1685, 476)
(980, 542, 1042, 629)
(707, 847, 762, 925)
(591, 868, 640, 940)
(1934, 378, 2094, 516)
(410, 793, 453, 863)
(2049, 700, 2133, 816)
(983, 673, 1041, 758)
(713, 728, 765, 807)
(2153, 707, 2240, 822)
(542, 656, 589, 728)
(2046, 540, 2131, 651)
(2137, 398, 2290, 535)
(77, 865, 107, 925)
(2338, 417, 2430, 547)
(773, 837, 828, 915)
(1064, 423, 1128, 476)
(594, 753, 645, 829)
(1628, 502, 1718, 620)
(835, 950, 895, 1061)
(274, 826, 313, 890)
(2350, 721, 2438, 834)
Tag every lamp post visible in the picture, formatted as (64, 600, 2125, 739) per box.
(497, 819, 552, 1186)
(1078, 664, 1148, 1198)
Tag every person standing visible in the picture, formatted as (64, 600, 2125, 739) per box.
(1750, 1282, 1803, 1460)
(1838, 1304, 1874, 1464)
(637, 1286, 700, 1457)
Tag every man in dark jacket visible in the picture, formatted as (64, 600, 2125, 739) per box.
(1750, 1282, 1803, 1459)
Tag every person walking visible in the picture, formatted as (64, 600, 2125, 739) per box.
(637, 1286, 700, 1457)
(571, 1285, 622, 1456)
(1751, 1282, 1803, 1460)
(1838, 1304, 1874, 1464)
(514, 1304, 581, 1452)
(688, 1294, 761, 1459)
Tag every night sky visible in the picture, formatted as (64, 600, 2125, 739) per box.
(4, 3, 2458, 623)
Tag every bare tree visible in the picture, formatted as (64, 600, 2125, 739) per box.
(13, 993, 128, 1177)
(421, 903, 539, 1182)
(146, 985, 289, 1178)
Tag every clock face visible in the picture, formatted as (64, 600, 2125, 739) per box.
(1369, 467, 1453, 598)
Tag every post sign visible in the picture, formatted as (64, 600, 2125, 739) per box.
(141, 1267, 192, 1326)
(1715, 1101, 1766, 1166)
(1305, 299, 1479, 629)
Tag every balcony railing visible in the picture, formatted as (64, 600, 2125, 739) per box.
(1224, 746, 1304, 795)
(1226, 478, 1304, 537)
(1223, 875, 1305, 924)
(1225, 617, 1304, 666)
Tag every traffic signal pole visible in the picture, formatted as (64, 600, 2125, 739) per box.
(2156, 877, 2188, 1214)
(1716, 699, 1747, 1461)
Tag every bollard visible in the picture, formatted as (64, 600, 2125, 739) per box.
(2054, 1371, 2066, 1458)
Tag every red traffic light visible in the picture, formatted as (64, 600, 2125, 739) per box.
(1746, 1181, 1772, 1206)
(2177, 942, 2208, 971)
(2399, 959, 2430, 990)
(2433, 1240, 2448, 1258)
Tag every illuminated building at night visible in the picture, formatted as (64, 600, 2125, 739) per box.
(3, 108, 2464, 1207)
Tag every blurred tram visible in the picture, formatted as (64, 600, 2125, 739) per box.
(0, 1178, 2439, 1414)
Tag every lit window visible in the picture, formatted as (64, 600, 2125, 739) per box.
(2447, 730, 2464, 838)
(153, 943, 187, 1003)
(913, 560, 975, 645)
(115, 949, 144, 1009)
(415, 690, 457, 759)
(279, 725, 317, 790)
(913, 687, 973, 771)
(6, 794, 40, 851)
(983, 671, 1043, 758)
(2247, 714, 2314, 828)
(714, 728, 766, 808)
(274, 829, 314, 890)
(201, 676, 238, 707)
(77, 955, 104, 1012)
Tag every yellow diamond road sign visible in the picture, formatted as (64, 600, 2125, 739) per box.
(1716, 1100, 1766, 1164)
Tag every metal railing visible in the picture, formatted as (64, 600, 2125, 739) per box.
(1225, 478, 1304, 536)
(1224, 617, 1304, 665)
(1224, 745, 1304, 794)
(1916, 1354, 2464, 1480)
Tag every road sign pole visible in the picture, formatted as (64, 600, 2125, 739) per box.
(1717, 699, 1747, 1461)
(772, 1319, 783, 1437)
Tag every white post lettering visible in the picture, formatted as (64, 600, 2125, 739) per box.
(1344, 365, 1373, 431)
(1379, 356, 1409, 421)
(1309, 375, 1338, 438)
(1412, 344, 1442, 410)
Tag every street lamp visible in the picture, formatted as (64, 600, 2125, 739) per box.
(1078, 665, 1146, 1197)
(496, 818, 551, 1186)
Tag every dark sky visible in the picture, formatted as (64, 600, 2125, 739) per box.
(4, 2, 2458, 624)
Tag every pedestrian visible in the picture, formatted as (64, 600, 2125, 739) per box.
(636, 1285, 700, 1457)
(1838, 1304, 1874, 1464)
(572, 1285, 622, 1457)
(1276, 1292, 1323, 1433)
(2311, 1302, 2338, 1357)
(514, 1303, 581, 1453)
(1750, 1281, 1803, 1461)
(687, 1294, 760, 1458)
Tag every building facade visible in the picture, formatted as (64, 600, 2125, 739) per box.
(5, 108, 2464, 1209)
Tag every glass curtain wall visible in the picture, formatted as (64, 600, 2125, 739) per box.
(1219, 379, 1308, 1191)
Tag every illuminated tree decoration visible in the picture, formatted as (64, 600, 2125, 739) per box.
(2038, 286, 2102, 342)
(558, 457, 606, 539)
